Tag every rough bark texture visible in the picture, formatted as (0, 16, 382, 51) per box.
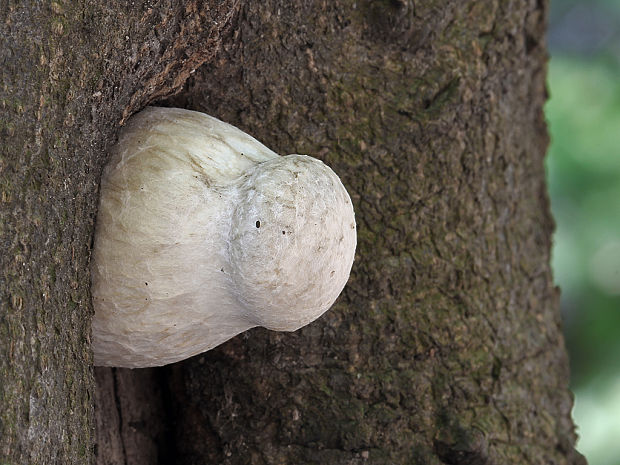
(155, 0, 583, 464)
(2, 0, 584, 464)
(0, 1, 238, 463)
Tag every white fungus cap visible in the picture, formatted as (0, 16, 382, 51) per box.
(229, 154, 356, 331)
(91, 107, 356, 367)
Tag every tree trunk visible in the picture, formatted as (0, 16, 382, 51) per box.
(1, 0, 585, 464)
(160, 1, 586, 463)
(0, 1, 238, 463)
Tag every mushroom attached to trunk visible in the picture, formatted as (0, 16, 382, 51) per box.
(91, 107, 357, 368)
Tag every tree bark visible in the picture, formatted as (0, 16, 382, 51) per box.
(1, 0, 585, 464)
(0, 1, 238, 463)
(160, 0, 586, 463)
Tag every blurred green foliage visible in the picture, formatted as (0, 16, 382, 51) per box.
(546, 51, 620, 465)
(547, 53, 620, 387)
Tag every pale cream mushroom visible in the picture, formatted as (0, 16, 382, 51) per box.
(91, 107, 356, 367)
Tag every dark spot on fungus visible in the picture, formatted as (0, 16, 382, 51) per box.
(330, 270, 335, 277)
(145, 282, 148, 286)
(282, 231, 286, 235)
(256, 220, 261, 228)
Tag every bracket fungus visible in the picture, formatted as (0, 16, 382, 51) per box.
(91, 107, 357, 367)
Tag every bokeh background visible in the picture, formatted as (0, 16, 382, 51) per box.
(546, 1, 620, 464)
